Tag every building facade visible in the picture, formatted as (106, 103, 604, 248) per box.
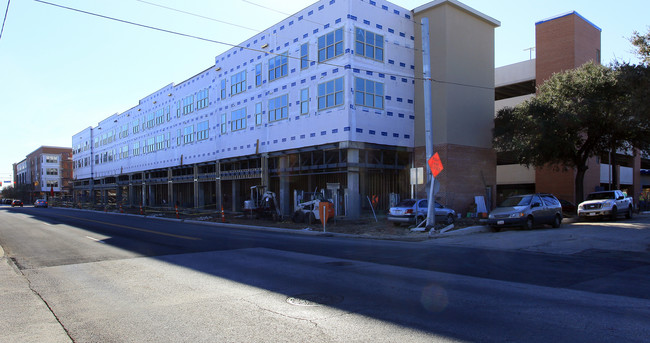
(72, 0, 498, 217)
(495, 11, 650, 204)
(13, 146, 73, 203)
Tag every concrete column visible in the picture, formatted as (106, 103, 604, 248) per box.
(231, 180, 240, 212)
(633, 151, 642, 209)
(167, 168, 173, 208)
(193, 164, 199, 209)
(141, 172, 146, 207)
(215, 161, 222, 211)
(128, 174, 134, 207)
(261, 154, 269, 188)
(279, 155, 291, 217)
(346, 148, 361, 218)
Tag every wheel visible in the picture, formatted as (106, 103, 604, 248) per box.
(625, 207, 632, 219)
(292, 210, 304, 223)
(306, 212, 316, 224)
(523, 216, 534, 230)
(610, 206, 618, 221)
(552, 214, 562, 228)
(444, 214, 455, 225)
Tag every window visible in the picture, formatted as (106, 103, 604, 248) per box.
(46, 168, 58, 175)
(155, 134, 165, 150)
(132, 142, 140, 156)
(176, 100, 181, 118)
(255, 63, 262, 86)
(355, 77, 384, 109)
(300, 43, 309, 69)
(45, 156, 58, 163)
(197, 88, 209, 109)
(269, 52, 288, 81)
(300, 88, 309, 114)
(183, 94, 194, 115)
(317, 77, 344, 110)
(268, 94, 288, 121)
(146, 137, 155, 153)
(132, 119, 140, 134)
(255, 102, 263, 125)
(220, 79, 227, 99)
(119, 124, 129, 139)
(183, 125, 195, 144)
(231, 108, 246, 131)
(221, 114, 227, 134)
(154, 109, 165, 125)
(355, 28, 384, 61)
(231, 71, 246, 95)
(46, 180, 58, 188)
(121, 145, 128, 159)
(318, 28, 343, 62)
(176, 129, 182, 146)
(197, 120, 209, 141)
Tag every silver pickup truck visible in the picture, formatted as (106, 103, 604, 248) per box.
(577, 190, 633, 220)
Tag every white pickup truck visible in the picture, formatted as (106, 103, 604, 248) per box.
(577, 190, 634, 220)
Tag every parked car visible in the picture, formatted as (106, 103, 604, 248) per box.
(11, 199, 23, 207)
(488, 193, 562, 231)
(577, 190, 633, 220)
(34, 199, 48, 208)
(387, 199, 456, 226)
(558, 199, 577, 215)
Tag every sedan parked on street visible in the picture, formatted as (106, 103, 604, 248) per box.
(488, 193, 562, 231)
(11, 199, 23, 207)
(34, 199, 48, 208)
(388, 199, 456, 226)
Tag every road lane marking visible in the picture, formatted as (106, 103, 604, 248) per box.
(85, 236, 106, 244)
(56, 214, 201, 241)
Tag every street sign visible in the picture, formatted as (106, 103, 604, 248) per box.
(427, 152, 443, 177)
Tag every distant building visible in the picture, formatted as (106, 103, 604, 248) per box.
(71, 0, 499, 217)
(494, 11, 649, 204)
(13, 146, 73, 203)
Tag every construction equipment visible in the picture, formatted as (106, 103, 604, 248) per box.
(292, 188, 335, 224)
(245, 186, 282, 221)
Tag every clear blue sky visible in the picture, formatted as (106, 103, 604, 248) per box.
(0, 0, 647, 183)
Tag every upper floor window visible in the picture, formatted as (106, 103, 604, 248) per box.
(197, 88, 209, 109)
(318, 28, 343, 62)
(268, 94, 288, 122)
(300, 43, 309, 69)
(231, 70, 246, 95)
(46, 168, 58, 175)
(255, 63, 262, 87)
(354, 77, 384, 109)
(355, 28, 384, 61)
(317, 77, 344, 110)
(231, 107, 246, 131)
(255, 102, 263, 125)
(269, 52, 288, 81)
(132, 119, 140, 134)
(45, 156, 58, 163)
(154, 109, 165, 125)
(220, 114, 227, 134)
(197, 120, 209, 141)
(220, 79, 227, 99)
(300, 88, 309, 114)
(183, 125, 195, 144)
(183, 95, 194, 115)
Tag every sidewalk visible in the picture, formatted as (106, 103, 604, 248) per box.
(0, 245, 72, 342)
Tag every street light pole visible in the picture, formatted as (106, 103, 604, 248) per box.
(421, 17, 436, 229)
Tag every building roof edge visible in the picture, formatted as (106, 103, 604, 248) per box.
(535, 11, 602, 32)
(413, 0, 500, 27)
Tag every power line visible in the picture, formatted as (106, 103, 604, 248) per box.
(0, 0, 11, 42)
(33, 0, 493, 90)
(134, 0, 261, 33)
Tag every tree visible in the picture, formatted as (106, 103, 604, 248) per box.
(494, 62, 646, 203)
(630, 28, 650, 65)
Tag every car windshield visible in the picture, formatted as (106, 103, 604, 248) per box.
(499, 195, 532, 207)
(395, 200, 416, 207)
(586, 192, 615, 200)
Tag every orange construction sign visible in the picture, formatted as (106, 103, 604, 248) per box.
(428, 152, 443, 177)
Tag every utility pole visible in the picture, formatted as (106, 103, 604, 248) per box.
(421, 17, 436, 230)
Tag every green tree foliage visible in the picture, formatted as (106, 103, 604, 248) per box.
(630, 28, 650, 65)
(494, 62, 648, 203)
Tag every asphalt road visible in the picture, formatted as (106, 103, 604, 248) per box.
(1, 205, 650, 342)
